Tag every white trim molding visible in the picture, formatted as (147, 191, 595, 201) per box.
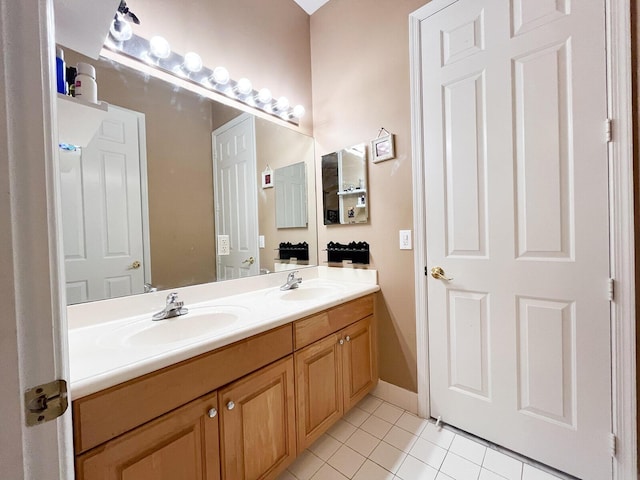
(371, 380, 419, 415)
(409, 0, 636, 478)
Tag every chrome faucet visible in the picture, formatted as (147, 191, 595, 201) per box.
(280, 271, 302, 291)
(152, 292, 189, 320)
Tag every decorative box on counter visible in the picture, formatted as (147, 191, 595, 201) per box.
(326, 241, 370, 265)
(277, 242, 309, 261)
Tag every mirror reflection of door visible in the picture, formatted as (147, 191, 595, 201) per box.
(275, 162, 307, 228)
(59, 105, 150, 304)
(212, 113, 260, 280)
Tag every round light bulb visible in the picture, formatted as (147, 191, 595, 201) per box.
(236, 77, 253, 96)
(292, 105, 306, 119)
(109, 15, 133, 42)
(149, 36, 171, 59)
(183, 52, 203, 73)
(211, 66, 230, 85)
(256, 88, 272, 104)
(276, 96, 290, 111)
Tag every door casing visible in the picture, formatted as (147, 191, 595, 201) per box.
(409, 0, 636, 478)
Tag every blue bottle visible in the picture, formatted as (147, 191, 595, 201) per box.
(56, 47, 66, 94)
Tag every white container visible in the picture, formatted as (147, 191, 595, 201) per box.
(75, 62, 98, 104)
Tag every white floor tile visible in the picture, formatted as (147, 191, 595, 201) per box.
(369, 441, 408, 474)
(345, 428, 381, 457)
(287, 450, 324, 480)
(396, 455, 438, 480)
(383, 425, 418, 453)
(482, 449, 523, 480)
(479, 469, 508, 480)
(360, 415, 394, 439)
(309, 434, 342, 461)
(440, 452, 481, 480)
(353, 459, 396, 480)
(449, 434, 487, 465)
(327, 419, 357, 443)
(395, 412, 429, 436)
(311, 463, 349, 480)
(277, 470, 298, 480)
(344, 406, 370, 427)
(373, 402, 405, 424)
(522, 464, 562, 480)
(408, 437, 447, 470)
(357, 395, 383, 414)
(328, 444, 366, 478)
(420, 422, 455, 449)
(435, 473, 456, 480)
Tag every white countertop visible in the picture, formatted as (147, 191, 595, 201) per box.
(67, 267, 379, 399)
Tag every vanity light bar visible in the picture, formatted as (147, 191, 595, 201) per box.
(104, 33, 305, 125)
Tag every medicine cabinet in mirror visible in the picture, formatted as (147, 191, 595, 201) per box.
(59, 50, 317, 305)
(321, 144, 368, 225)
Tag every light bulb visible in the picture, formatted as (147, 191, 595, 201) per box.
(149, 36, 171, 59)
(256, 88, 272, 104)
(183, 52, 203, 73)
(236, 78, 253, 96)
(276, 96, 290, 111)
(109, 14, 133, 42)
(292, 105, 306, 119)
(210, 66, 230, 85)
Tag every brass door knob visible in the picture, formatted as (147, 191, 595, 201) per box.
(242, 256, 255, 265)
(430, 266, 453, 281)
(129, 260, 141, 270)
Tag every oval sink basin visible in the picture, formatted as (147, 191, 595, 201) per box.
(98, 305, 249, 348)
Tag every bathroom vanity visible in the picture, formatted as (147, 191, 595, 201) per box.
(68, 268, 379, 480)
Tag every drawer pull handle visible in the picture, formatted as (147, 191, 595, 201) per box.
(208, 408, 217, 418)
(226, 401, 235, 411)
(345, 336, 351, 342)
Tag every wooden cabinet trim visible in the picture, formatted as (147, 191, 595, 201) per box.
(73, 324, 293, 454)
(293, 295, 374, 349)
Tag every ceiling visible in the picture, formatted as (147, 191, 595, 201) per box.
(293, 0, 331, 15)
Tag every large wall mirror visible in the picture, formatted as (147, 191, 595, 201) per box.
(59, 50, 317, 304)
(321, 144, 368, 225)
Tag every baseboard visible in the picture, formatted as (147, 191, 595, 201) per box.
(371, 380, 420, 416)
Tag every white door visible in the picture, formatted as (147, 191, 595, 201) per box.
(212, 114, 260, 280)
(59, 105, 146, 304)
(421, 1, 611, 479)
(275, 162, 307, 228)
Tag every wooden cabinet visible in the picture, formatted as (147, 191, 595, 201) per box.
(76, 392, 220, 480)
(295, 310, 377, 450)
(218, 357, 297, 480)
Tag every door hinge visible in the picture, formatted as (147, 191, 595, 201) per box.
(608, 278, 614, 302)
(605, 118, 613, 143)
(609, 432, 617, 457)
(24, 379, 68, 426)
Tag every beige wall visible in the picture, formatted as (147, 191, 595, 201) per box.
(311, 0, 428, 392)
(131, 0, 313, 135)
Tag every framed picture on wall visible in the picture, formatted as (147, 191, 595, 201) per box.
(262, 167, 274, 188)
(371, 133, 395, 163)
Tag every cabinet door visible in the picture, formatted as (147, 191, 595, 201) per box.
(295, 333, 343, 450)
(342, 315, 378, 411)
(218, 357, 296, 480)
(76, 392, 220, 480)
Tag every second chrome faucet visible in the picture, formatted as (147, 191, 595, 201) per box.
(280, 271, 302, 291)
(153, 292, 189, 320)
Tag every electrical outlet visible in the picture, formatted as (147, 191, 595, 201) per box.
(217, 235, 230, 255)
(399, 230, 412, 250)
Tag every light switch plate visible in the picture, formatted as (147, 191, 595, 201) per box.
(259, 235, 265, 248)
(399, 230, 412, 250)
(217, 235, 230, 255)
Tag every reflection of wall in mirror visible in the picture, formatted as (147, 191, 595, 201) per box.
(66, 50, 217, 291)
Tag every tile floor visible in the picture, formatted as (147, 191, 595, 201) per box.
(279, 395, 572, 480)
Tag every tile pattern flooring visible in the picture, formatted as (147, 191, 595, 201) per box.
(279, 395, 570, 480)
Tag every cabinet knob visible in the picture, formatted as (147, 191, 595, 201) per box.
(338, 338, 344, 345)
(226, 401, 235, 411)
(208, 408, 217, 418)
(345, 336, 351, 342)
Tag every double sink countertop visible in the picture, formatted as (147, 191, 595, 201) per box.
(67, 267, 379, 399)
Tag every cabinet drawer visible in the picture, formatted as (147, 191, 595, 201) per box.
(73, 324, 293, 454)
(293, 295, 374, 349)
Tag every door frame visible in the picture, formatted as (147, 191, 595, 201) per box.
(409, 1, 637, 478)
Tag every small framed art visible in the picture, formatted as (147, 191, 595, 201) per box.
(371, 133, 395, 163)
(262, 167, 274, 188)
